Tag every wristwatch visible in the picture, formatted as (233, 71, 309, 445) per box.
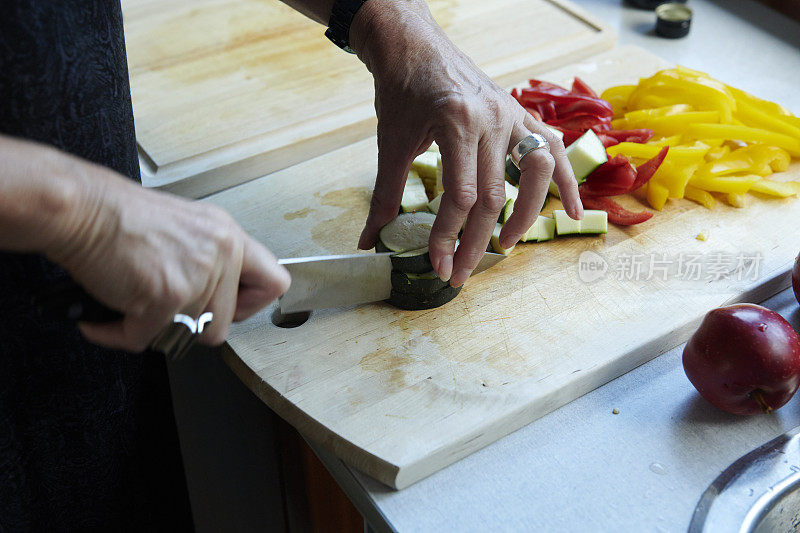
(325, 0, 369, 53)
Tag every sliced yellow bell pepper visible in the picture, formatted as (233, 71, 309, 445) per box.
(607, 142, 709, 162)
(725, 193, 750, 208)
(648, 135, 683, 147)
(749, 179, 800, 198)
(696, 145, 790, 177)
(623, 104, 693, 122)
(624, 111, 721, 137)
(646, 181, 669, 211)
(684, 185, 717, 209)
(725, 85, 794, 119)
(683, 124, 800, 156)
(705, 145, 730, 161)
(600, 85, 636, 117)
(689, 174, 761, 195)
(735, 99, 800, 140)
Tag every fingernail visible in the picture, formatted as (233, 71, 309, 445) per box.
(450, 268, 472, 288)
(437, 254, 453, 282)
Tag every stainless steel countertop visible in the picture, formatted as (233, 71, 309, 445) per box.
(310, 1, 800, 530)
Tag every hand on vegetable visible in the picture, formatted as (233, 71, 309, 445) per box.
(351, 0, 582, 287)
(0, 137, 292, 352)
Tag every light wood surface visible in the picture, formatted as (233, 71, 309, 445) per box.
(207, 45, 800, 489)
(122, 0, 614, 198)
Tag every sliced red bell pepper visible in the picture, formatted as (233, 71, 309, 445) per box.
(571, 77, 598, 98)
(579, 156, 637, 197)
(580, 147, 669, 197)
(630, 146, 669, 190)
(547, 114, 609, 131)
(594, 128, 655, 144)
(579, 196, 654, 225)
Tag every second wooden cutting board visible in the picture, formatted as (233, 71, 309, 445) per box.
(122, 0, 613, 198)
(208, 46, 800, 489)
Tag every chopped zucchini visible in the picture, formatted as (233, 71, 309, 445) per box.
(389, 247, 432, 275)
(565, 129, 607, 184)
(435, 156, 444, 195)
(401, 171, 430, 213)
(490, 223, 515, 255)
(505, 181, 519, 203)
(554, 209, 608, 235)
(411, 151, 439, 182)
(521, 215, 556, 242)
(502, 198, 514, 224)
(387, 285, 462, 311)
(377, 212, 436, 252)
(391, 269, 448, 295)
(428, 193, 443, 214)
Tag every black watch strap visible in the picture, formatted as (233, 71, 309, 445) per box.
(325, 0, 369, 53)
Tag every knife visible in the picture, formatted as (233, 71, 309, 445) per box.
(277, 250, 505, 313)
(33, 250, 505, 354)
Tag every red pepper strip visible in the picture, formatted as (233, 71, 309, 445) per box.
(547, 114, 609, 131)
(580, 156, 637, 197)
(593, 127, 655, 144)
(630, 146, 669, 191)
(552, 127, 583, 147)
(518, 89, 613, 119)
(579, 195, 654, 225)
(594, 133, 621, 148)
(571, 77, 598, 98)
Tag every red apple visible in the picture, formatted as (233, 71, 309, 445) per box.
(793, 252, 800, 306)
(683, 304, 800, 415)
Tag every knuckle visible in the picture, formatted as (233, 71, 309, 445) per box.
(448, 187, 478, 213)
(478, 188, 507, 212)
(522, 148, 555, 172)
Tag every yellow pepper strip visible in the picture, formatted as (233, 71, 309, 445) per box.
(688, 174, 761, 195)
(683, 124, 800, 156)
(698, 145, 789, 178)
(684, 185, 717, 209)
(655, 161, 700, 199)
(725, 193, 750, 208)
(623, 104, 693, 122)
(628, 84, 734, 123)
(648, 135, 683, 147)
(625, 111, 721, 137)
(749, 179, 800, 198)
(735, 99, 800, 140)
(705, 146, 730, 161)
(608, 142, 709, 163)
(647, 181, 669, 211)
(725, 85, 794, 119)
(600, 85, 636, 117)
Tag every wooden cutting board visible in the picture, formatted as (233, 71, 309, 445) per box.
(207, 45, 800, 489)
(122, 0, 614, 198)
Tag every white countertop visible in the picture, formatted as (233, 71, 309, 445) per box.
(309, 0, 800, 530)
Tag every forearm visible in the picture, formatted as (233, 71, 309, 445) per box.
(0, 134, 110, 259)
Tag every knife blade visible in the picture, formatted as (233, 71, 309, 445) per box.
(277, 250, 505, 313)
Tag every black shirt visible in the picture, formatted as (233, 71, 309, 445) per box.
(0, 1, 193, 529)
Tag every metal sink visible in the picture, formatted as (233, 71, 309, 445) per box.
(689, 426, 800, 532)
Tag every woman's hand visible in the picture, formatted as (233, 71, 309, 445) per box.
(351, 0, 583, 287)
(0, 136, 290, 352)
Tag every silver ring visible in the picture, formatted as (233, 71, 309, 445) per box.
(510, 133, 550, 170)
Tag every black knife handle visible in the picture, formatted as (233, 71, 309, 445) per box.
(33, 280, 199, 359)
(34, 280, 123, 323)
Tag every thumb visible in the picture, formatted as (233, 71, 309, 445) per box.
(358, 135, 414, 250)
(234, 236, 291, 321)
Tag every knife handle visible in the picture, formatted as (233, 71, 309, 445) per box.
(33, 280, 197, 359)
(34, 280, 123, 323)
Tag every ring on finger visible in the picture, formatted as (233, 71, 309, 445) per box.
(510, 133, 550, 170)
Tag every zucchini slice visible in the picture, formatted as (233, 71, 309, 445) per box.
(490, 222, 515, 255)
(390, 269, 448, 295)
(565, 129, 607, 184)
(389, 247, 432, 275)
(387, 285, 462, 311)
(401, 171, 430, 213)
(428, 193, 443, 214)
(554, 209, 608, 235)
(378, 212, 436, 253)
(521, 215, 556, 242)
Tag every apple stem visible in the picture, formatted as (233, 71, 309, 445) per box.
(750, 390, 773, 414)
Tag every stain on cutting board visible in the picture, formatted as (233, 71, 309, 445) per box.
(310, 187, 371, 252)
